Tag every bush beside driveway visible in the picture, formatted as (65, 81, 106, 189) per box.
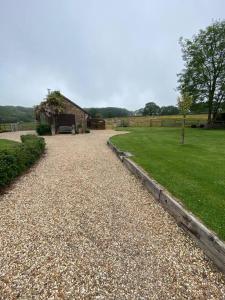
(0, 134, 45, 189)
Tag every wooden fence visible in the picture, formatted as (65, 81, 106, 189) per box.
(105, 115, 207, 129)
(0, 122, 36, 133)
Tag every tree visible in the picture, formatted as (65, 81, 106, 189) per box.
(0, 106, 34, 123)
(134, 108, 144, 116)
(189, 102, 208, 114)
(35, 90, 65, 134)
(177, 93, 192, 144)
(143, 102, 160, 116)
(85, 107, 132, 118)
(160, 105, 179, 115)
(177, 20, 225, 125)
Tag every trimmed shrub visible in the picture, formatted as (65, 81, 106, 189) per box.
(36, 123, 51, 136)
(0, 135, 45, 189)
(191, 124, 197, 128)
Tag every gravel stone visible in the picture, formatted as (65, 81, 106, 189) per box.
(0, 130, 225, 299)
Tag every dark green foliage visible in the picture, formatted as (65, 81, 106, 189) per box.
(0, 135, 45, 189)
(143, 102, 160, 116)
(178, 20, 225, 124)
(35, 90, 65, 123)
(85, 107, 132, 118)
(160, 105, 179, 115)
(135, 105, 180, 116)
(0, 106, 34, 123)
(190, 102, 208, 114)
(36, 123, 51, 135)
(134, 108, 144, 116)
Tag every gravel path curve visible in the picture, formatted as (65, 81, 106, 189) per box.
(0, 130, 224, 299)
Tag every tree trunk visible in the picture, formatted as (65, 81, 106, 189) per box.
(207, 97, 213, 126)
(208, 80, 216, 126)
(181, 115, 185, 144)
(212, 99, 223, 122)
(207, 110, 212, 125)
(212, 112, 217, 122)
(51, 116, 56, 135)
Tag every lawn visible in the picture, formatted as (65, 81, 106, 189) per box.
(110, 127, 225, 240)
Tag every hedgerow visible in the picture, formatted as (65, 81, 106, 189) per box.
(36, 124, 51, 135)
(0, 134, 45, 189)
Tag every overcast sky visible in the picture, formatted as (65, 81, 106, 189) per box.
(0, 0, 225, 110)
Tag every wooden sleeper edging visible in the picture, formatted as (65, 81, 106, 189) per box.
(107, 140, 125, 161)
(107, 139, 225, 274)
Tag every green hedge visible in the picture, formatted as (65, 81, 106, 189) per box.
(0, 134, 45, 189)
(36, 124, 51, 135)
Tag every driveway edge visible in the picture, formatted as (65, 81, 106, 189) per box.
(107, 139, 225, 274)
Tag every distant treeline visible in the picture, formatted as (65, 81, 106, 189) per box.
(0, 102, 210, 123)
(0, 105, 133, 122)
(85, 107, 133, 118)
(86, 105, 181, 118)
(0, 106, 35, 123)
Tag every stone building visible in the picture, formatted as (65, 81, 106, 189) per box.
(56, 95, 106, 132)
(55, 95, 90, 133)
(36, 92, 105, 134)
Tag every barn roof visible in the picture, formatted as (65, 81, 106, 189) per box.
(62, 95, 91, 116)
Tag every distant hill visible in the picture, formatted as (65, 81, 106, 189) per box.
(85, 107, 133, 118)
(0, 106, 35, 123)
(0, 105, 133, 123)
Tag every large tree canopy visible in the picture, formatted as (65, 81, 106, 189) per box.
(143, 102, 160, 116)
(177, 20, 225, 124)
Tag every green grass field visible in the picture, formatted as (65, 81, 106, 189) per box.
(111, 127, 225, 240)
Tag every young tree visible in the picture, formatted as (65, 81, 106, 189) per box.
(177, 20, 225, 125)
(143, 102, 160, 116)
(177, 93, 192, 144)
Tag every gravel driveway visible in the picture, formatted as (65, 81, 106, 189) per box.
(0, 130, 224, 299)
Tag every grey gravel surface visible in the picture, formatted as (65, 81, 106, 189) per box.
(0, 130, 225, 299)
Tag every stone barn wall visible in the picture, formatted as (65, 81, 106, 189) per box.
(62, 98, 88, 128)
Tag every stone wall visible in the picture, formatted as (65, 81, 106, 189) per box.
(62, 99, 88, 128)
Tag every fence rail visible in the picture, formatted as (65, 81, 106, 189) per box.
(105, 116, 207, 129)
(0, 122, 36, 133)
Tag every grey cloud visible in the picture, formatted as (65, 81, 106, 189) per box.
(0, 0, 225, 109)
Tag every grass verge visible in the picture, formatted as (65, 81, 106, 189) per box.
(110, 127, 225, 240)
